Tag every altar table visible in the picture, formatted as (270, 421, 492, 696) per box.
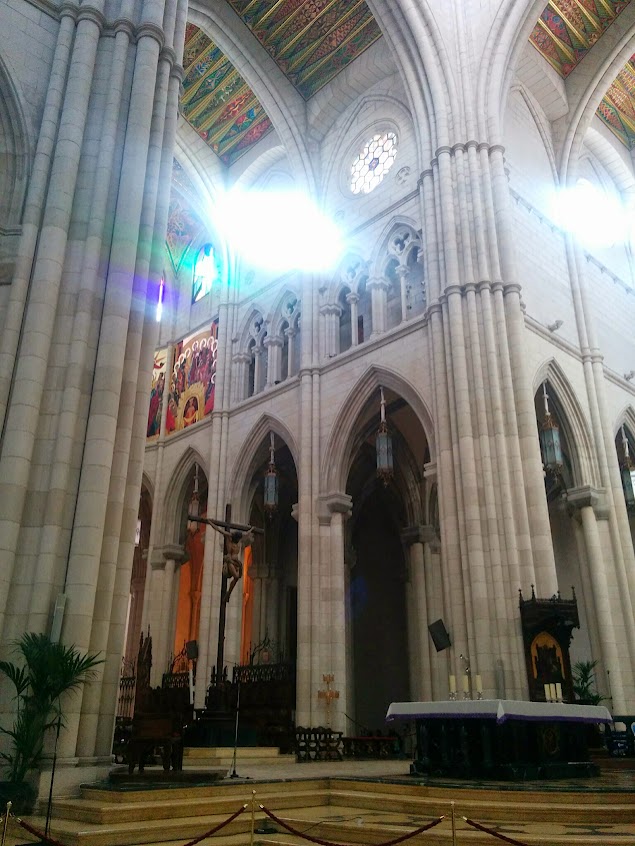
(386, 700, 613, 780)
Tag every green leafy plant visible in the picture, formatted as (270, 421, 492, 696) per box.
(572, 659, 605, 706)
(0, 632, 102, 783)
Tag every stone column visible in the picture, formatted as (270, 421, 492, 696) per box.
(154, 544, 186, 685)
(367, 277, 389, 337)
(401, 525, 434, 701)
(396, 265, 410, 323)
(265, 336, 283, 387)
(285, 327, 297, 377)
(232, 352, 250, 402)
(253, 347, 263, 395)
(566, 486, 630, 711)
(317, 492, 352, 733)
(346, 292, 359, 346)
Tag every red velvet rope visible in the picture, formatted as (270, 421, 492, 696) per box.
(463, 817, 530, 846)
(14, 803, 247, 846)
(260, 805, 445, 846)
(16, 817, 68, 846)
(181, 804, 247, 846)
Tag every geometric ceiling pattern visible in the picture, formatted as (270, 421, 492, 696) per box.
(529, 0, 635, 147)
(225, 0, 383, 100)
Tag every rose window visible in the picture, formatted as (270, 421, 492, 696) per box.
(350, 131, 398, 195)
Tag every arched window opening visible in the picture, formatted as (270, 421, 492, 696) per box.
(358, 278, 370, 342)
(192, 243, 219, 303)
(247, 339, 256, 398)
(280, 320, 289, 382)
(615, 425, 635, 511)
(385, 259, 401, 330)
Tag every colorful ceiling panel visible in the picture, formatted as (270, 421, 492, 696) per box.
(225, 0, 383, 100)
(530, 1, 635, 148)
(598, 54, 635, 147)
(529, 0, 630, 77)
(181, 22, 273, 166)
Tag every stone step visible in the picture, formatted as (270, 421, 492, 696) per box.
(182, 746, 296, 767)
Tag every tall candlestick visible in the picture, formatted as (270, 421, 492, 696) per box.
(555, 682, 562, 702)
(463, 674, 470, 694)
(549, 683, 557, 702)
(544, 683, 551, 701)
(449, 675, 456, 694)
(475, 674, 483, 694)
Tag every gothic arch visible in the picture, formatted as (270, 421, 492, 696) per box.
(236, 306, 267, 351)
(370, 216, 422, 272)
(532, 358, 599, 488)
(322, 364, 435, 493)
(229, 413, 300, 521)
(140, 471, 155, 508)
(614, 406, 635, 440)
(267, 288, 301, 336)
(328, 253, 369, 303)
(507, 83, 559, 184)
(160, 446, 209, 545)
(0, 53, 29, 224)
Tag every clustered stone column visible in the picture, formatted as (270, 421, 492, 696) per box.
(0, 0, 186, 766)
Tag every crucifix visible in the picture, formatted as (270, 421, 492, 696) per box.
(317, 673, 340, 727)
(188, 509, 264, 677)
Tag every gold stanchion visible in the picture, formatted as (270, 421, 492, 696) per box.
(250, 790, 256, 846)
(1, 801, 12, 846)
(451, 801, 456, 846)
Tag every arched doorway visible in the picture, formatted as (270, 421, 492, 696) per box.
(345, 387, 429, 732)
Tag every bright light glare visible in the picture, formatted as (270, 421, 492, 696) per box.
(215, 190, 343, 272)
(550, 180, 629, 250)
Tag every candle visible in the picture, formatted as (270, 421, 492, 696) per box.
(544, 683, 551, 701)
(463, 674, 470, 694)
(449, 675, 456, 694)
(549, 683, 557, 702)
(555, 683, 562, 701)
(476, 674, 483, 694)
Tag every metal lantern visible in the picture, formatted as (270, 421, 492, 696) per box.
(620, 427, 635, 510)
(187, 463, 200, 532)
(264, 432, 279, 514)
(376, 387, 394, 485)
(539, 383, 563, 471)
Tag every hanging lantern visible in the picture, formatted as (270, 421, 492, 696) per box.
(187, 463, 200, 532)
(264, 432, 279, 514)
(620, 427, 635, 510)
(539, 383, 563, 471)
(376, 386, 394, 485)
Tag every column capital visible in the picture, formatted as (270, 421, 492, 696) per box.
(317, 492, 353, 525)
(566, 485, 609, 520)
(162, 543, 187, 563)
(366, 276, 390, 292)
(345, 292, 360, 305)
(401, 524, 438, 546)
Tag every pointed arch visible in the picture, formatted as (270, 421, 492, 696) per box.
(532, 358, 599, 487)
(0, 53, 30, 225)
(370, 215, 421, 272)
(267, 287, 301, 336)
(322, 364, 435, 494)
(236, 306, 267, 351)
(140, 471, 155, 509)
(614, 406, 635, 440)
(508, 83, 559, 185)
(160, 446, 209, 545)
(228, 413, 300, 520)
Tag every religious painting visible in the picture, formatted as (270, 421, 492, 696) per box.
(146, 348, 168, 439)
(531, 631, 565, 683)
(166, 321, 219, 435)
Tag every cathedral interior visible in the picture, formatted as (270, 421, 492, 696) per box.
(0, 0, 635, 791)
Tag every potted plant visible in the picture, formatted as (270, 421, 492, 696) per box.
(0, 632, 102, 814)
(572, 659, 605, 705)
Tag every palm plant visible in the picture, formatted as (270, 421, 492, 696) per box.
(0, 632, 102, 784)
(572, 659, 605, 706)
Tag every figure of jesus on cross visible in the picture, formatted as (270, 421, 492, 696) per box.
(188, 515, 261, 602)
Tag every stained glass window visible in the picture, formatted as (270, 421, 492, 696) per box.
(193, 243, 219, 303)
(350, 131, 398, 195)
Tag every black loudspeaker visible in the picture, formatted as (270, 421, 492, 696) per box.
(428, 619, 451, 652)
(186, 640, 199, 660)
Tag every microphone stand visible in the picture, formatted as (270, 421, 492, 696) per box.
(229, 678, 241, 778)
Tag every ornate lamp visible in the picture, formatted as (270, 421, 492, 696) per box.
(539, 383, 563, 472)
(620, 426, 635, 510)
(264, 432, 279, 515)
(376, 386, 394, 485)
(187, 463, 200, 532)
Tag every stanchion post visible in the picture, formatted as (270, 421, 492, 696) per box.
(250, 789, 256, 846)
(451, 801, 456, 846)
(1, 802, 12, 846)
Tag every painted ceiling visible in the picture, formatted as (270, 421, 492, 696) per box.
(181, 0, 635, 168)
(530, 0, 635, 147)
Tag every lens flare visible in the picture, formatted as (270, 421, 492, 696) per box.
(551, 180, 629, 249)
(214, 189, 344, 273)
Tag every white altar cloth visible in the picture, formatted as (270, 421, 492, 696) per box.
(386, 699, 613, 725)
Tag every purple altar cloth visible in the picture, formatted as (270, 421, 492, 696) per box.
(386, 700, 613, 726)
